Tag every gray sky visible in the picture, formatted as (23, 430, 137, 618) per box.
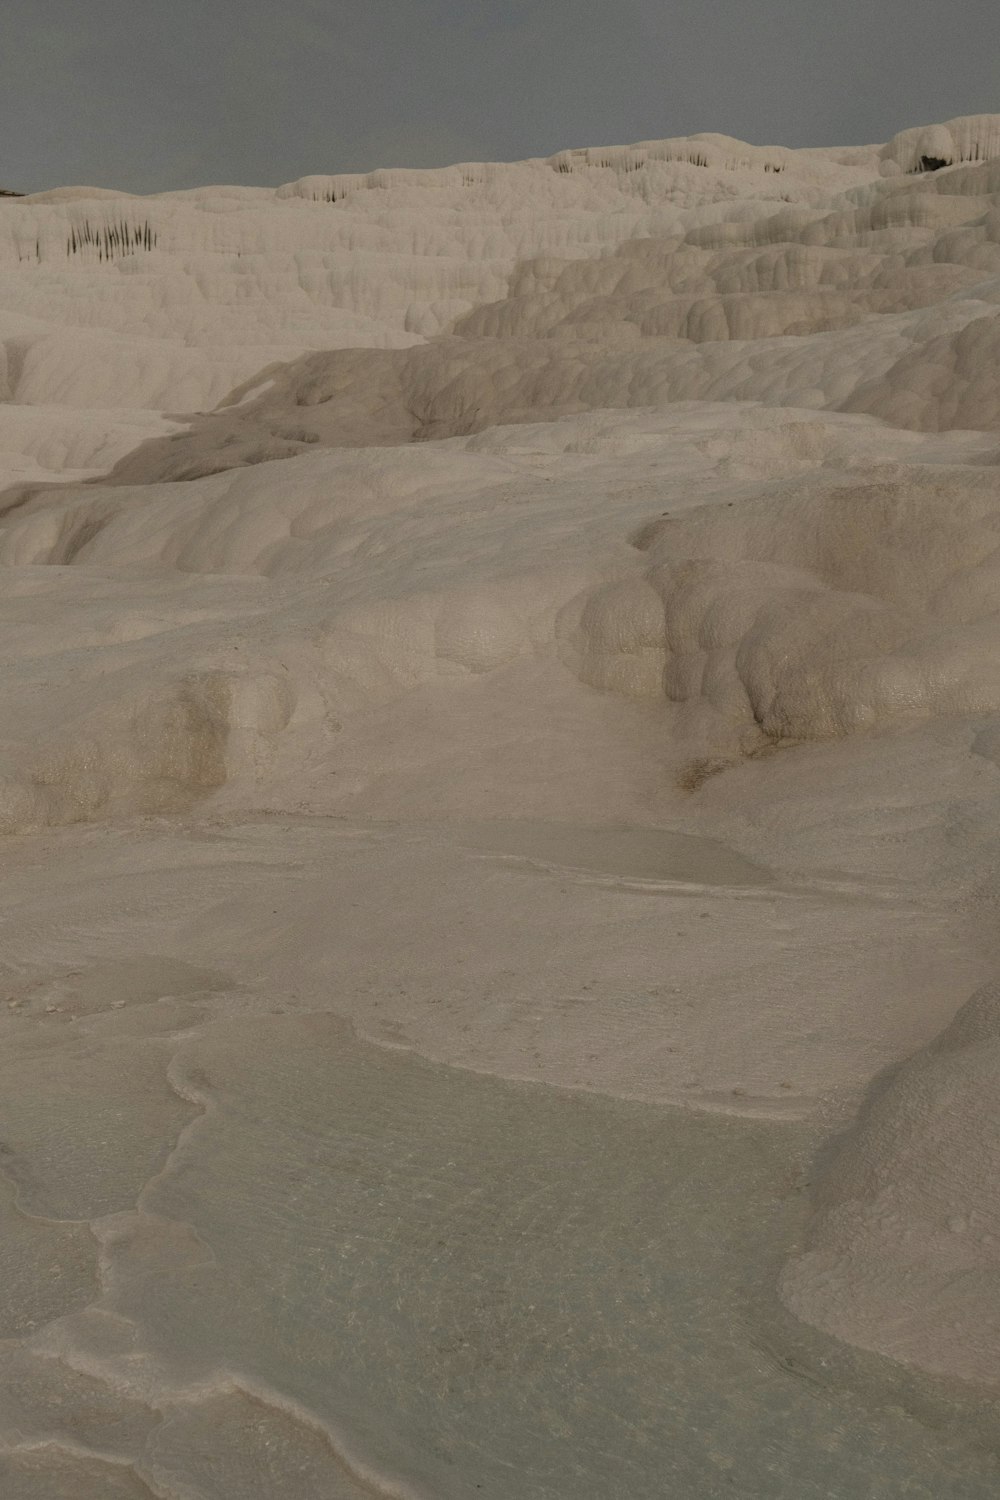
(2, 0, 998, 194)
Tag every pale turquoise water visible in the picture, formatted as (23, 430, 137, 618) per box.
(64, 1011, 998, 1500)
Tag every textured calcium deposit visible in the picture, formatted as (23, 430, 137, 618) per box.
(3, 117, 1000, 1493)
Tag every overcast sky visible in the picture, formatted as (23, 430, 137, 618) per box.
(2, 0, 998, 194)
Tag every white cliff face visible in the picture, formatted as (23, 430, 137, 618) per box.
(879, 114, 1000, 174)
(3, 119, 1000, 1497)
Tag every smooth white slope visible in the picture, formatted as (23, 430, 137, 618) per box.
(2, 122, 1000, 1481)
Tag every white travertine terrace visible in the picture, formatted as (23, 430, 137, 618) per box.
(0, 131, 880, 429)
(3, 116, 1000, 1495)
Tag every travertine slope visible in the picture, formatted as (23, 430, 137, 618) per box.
(3, 117, 1000, 1495)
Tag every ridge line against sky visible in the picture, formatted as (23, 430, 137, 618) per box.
(1, 0, 998, 195)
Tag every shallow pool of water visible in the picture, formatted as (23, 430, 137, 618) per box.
(22, 1010, 997, 1499)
